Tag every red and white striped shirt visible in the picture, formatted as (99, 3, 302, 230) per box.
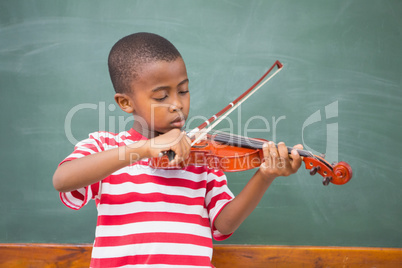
(59, 129, 234, 267)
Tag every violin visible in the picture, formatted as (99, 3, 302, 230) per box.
(149, 132, 352, 186)
(149, 60, 353, 186)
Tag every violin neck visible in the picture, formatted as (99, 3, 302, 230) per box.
(213, 132, 313, 158)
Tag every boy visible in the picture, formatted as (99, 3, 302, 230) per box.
(53, 32, 302, 267)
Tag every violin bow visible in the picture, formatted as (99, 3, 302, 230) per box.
(188, 60, 283, 145)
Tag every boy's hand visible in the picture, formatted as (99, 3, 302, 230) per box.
(259, 141, 303, 181)
(147, 129, 191, 165)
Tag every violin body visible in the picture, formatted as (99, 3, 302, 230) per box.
(149, 135, 264, 171)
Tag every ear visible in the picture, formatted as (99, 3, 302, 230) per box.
(114, 93, 135, 114)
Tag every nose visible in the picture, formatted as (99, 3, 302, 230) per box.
(168, 95, 183, 113)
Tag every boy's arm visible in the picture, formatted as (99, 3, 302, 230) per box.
(214, 141, 302, 235)
(53, 129, 190, 192)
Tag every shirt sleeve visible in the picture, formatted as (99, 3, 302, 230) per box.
(205, 169, 235, 241)
(59, 132, 104, 210)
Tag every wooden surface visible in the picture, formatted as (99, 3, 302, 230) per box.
(211, 245, 402, 268)
(0, 244, 91, 268)
(0, 244, 401, 268)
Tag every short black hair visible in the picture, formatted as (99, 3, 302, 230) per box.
(108, 32, 182, 94)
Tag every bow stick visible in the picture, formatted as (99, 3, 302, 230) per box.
(188, 60, 283, 145)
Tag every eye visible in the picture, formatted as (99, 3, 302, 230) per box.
(179, 90, 189, 95)
(154, 95, 168, 101)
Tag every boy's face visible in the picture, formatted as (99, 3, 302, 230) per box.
(121, 58, 190, 138)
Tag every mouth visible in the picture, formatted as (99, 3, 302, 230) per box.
(171, 116, 186, 128)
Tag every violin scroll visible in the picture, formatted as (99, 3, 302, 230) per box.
(331, 161, 353, 185)
(303, 155, 353, 186)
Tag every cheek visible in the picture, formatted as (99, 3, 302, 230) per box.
(152, 105, 169, 119)
(183, 97, 190, 114)
(183, 106, 190, 117)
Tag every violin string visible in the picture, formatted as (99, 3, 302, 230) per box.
(213, 131, 316, 158)
(213, 131, 266, 149)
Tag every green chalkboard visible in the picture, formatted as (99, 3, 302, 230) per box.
(1, 0, 401, 247)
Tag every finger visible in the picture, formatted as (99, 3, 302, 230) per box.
(171, 132, 190, 165)
(180, 133, 190, 162)
(268, 141, 278, 158)
(173, 133, 184, 163)
(169, 143, 183, 165)
(182, 132, 191, 160)
(290, 148, 302, 171)
(277, 142, 288, 159)
(177, 132, 190, 162)
(276, 142, 290, 169)
(261, 142, 270, 168)
(184, 131, 191, 145)
(293, 144, 303, 150)
(262, 142, 269, 156)
(267, 141, 279, 168)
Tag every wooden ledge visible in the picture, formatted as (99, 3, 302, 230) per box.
(0, 243, 401, 267)
(211, 245, 402, 267)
